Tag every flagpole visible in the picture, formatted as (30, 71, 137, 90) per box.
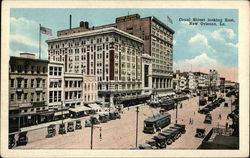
(39, 24, 41, 59)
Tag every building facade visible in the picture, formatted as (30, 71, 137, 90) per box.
(9, 53, 49, 132)
(47, 27, 144, 107)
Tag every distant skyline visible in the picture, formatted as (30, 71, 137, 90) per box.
(9, 8, 238, 82)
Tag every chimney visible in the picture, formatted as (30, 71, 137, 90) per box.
(85, 21, 89, 29)
(80, 21, 84, 27)
(70, 15, 72, 29)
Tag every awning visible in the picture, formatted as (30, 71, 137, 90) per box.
(69, 106, 91, 113)
(88, 103, 102, 110)
(54, 110, 69, 116)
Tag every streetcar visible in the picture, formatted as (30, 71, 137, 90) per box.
(143, 113, 171, 134)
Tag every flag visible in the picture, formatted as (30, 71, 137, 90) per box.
(40, 26, 52, 35)
(167, 16, 173, 24)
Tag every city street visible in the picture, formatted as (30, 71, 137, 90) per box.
(14, 95, 234, 149)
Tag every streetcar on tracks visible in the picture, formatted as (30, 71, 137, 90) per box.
(143, 113, 171, 134)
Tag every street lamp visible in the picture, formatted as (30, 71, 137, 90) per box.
(175, 102, 178, 124)
(135, 106, 139, 148)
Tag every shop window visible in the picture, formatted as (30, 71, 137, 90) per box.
(10, 79, 15, 88)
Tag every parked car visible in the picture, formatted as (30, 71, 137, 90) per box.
(99, 114, 108, 123)
(224, 102, 229, 107)
(204, 114, 212, 124)
(153, 135, 167, 149)
(195, 128, 205, 138)
(170, 125, 185, 136)
(174, 124, 186, 134)
(199, 98, 207, 106)
(16, 132, 28, 146)
(67, 121, 74, 132)
(58, 123, 66, 134)
(159, 132, 175, 145)
(85, 119, 92, 127)
(138, 143, 153, 149)
(90, 116, 100, 124)
(46, 124, 56, 137)
(162, 129, 180, 140)
(198, 107, 210, 114)
(145, 139, 157, 149)
(109, 112, 121, 120)
(9, 134, 15, 149)
(75, 120, 82, 130)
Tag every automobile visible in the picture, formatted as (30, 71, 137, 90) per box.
(16, 132, 28, 146)
(204, 114, 212, 124)
(224, 102, 229, 107)
(198, 107, 210, 114)
(170, 126, 185, 136)
(174, 124, 186, 134)
(204, 93, 208, 97)
(153, 135, 167, 149)
(85, 119, 92, 127)
(9, 134, 15, 149)
(46, 124, 56, 137)
(162, 129, 180, 140)
(75, 120, 82, 129)
(159, 132, 175, 145)
(138, 143, 153, 149)
(99, 114, 108, 123)
(195, 128, 205, 138)
(58, 123, 66, 134)
(166, 128, 181, 139)
(145, 139, 157, 149)
(90, 116, 100, 124)
(199, 98, 207, 106)
(109, 112, 121, 120)
(67, 121, 74, 132)
(208, 95, 214, 101)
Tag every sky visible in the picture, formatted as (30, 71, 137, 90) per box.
(9, 8, 238, 82)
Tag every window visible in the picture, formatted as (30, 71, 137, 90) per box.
(10, 79, 15, 88)
(65, 81, 68, 88)
(58, 67, 62, 76)
(24, 79, 28, 88)
(54, 91, 57, 102)
(17, 65, 22, 73)
(17, 93, 22, 101)
(58, 91, 61, 102)
(36, 92, 40, 101)
(49, 91, 53, 103)
(54, 67, 58, 76)
(31, 93, 34, 102)
(36, 79, 40, 88)
(37, 66, 40, 74)
(31, 66, 34, 73)
(49, 66, 53, 75)
(17, 79, 22, 88)
(42, 79, 46, 88)
(42, 92, 45, 101)
(43, 67, 46, 73)
(10, 94, 14, 102)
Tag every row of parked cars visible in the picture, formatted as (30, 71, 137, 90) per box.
(9, 132, 28, 149)
(139, 123, 186, 149)
(198, 97, 225, 115)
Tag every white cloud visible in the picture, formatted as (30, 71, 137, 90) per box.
(211, 28, 235, 42)
(10, 34, 38, 48)
(189, 33, 208, 46)
(225, 42, 238, 48)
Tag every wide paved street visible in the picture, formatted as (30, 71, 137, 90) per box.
(14, 95, 234, 149)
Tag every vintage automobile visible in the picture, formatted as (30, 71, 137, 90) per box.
(162, 129, 180, 141)
(208, 94, 214, 102)
(199, 98, 207, 106)
(109, 112, 121, 120)
(99, 114, 108, 123)
(174, 124, 186, 134)
(198, 107, 210, 114)
(170, 125, 185, 136)
(90, 116, 100, 124)
(138, 143, 153, 149)
(85, 119, 92, 127)
(159, 131, 175, 145)
(204, 114, 212, 124)
(75, 120, 82, 129)
(16, 132, 28, 146)
(9, 134, 16, 149)
(145, 139, 157, 149)
(153, 135, 167, 149)
(58, 123, 66, 134)
(166, 128, 181, 139)
(196, 128, 205, 138)
(67, 121, 75, 132)
(46, 124, 56, 137)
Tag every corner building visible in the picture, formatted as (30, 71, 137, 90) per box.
(47, 27, 144, 107)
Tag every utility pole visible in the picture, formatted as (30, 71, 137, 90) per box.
(61, 101, 64, 125)
(90, 122, 93, 149)
(135, 106, 139, 148)
(175, 102, 178, 124)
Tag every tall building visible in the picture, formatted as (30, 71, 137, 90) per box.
(57, 14, 175, 97)
(47, 27, 145, 107)
(9, 53, 49, 132)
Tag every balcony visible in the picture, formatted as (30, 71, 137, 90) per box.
(35, 87, 43, 91)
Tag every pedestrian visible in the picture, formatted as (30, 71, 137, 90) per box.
(225, 122, 228, 131)
(99, 128, 102, 141)
(189, 118, 192, 124)
(192, 118, 194, 125)
(194, 111, 195, 115)
(218, 114, 221, 120)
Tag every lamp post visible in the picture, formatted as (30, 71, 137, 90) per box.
(175, 102, 178, 124)
(135, 106, 139, 148)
